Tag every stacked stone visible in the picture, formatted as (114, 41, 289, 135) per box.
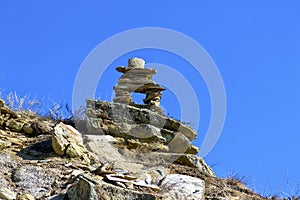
(113, 58, 165, 109)
(86, 100, 199, 155)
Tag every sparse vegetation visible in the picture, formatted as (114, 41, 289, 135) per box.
(225, 171, 254, 189)
(0, 91, 75, 125)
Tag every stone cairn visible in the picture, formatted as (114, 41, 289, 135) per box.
(85, 58, 199, 155)
(113, 58, 165, 112)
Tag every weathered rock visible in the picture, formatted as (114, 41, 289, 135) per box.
(121, 151, 214, 176)
(5, 119, 24, 132)
(33, 120, 54, 134)
(18, 193, 35, 200)
(167, 132, 190, 153)
(132, 166, 169, 185)
(125, 139, 169, 152)
(52, 122, 88, 159)
(104, 174, 161, 191)
(85, 101, 198, 154)
(174, 154, 215, 176)
(68, 175, 160, 200)
(0, 138, 11, 150)
(11, 165, 56, 198)
(0, 175, 10, 191)
(124, 123, 166, 142)
(160, 174, 205, 200)
(0, 188, 16, 200)
(128, 57, 145, 68)
(86, 101, 197, 140)
(0, 99, 6, 108)
(113, 58, 165, 110)
(22, 123, 33, 134)
(44, 194, 65, 200)
(85, 135, 124, 161)
(117, 67, 156, 78)
(113, 161, 144, 174)
(67, 175, 99, 200)
(0, 100, 16, 117)
(185, 144, 199, 154)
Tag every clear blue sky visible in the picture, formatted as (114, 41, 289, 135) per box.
(1, 1, 300, 197)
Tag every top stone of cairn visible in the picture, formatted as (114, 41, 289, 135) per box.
(128, 58, 145, 68)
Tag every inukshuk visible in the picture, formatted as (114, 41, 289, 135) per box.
(113, 58, 165, 112)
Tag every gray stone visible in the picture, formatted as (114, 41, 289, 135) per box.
(44, 194, 65, 200)
(85, 135, 124, 161)
(0, 175, 10, 190)
(167, 132, 191, 153)
(67, 175, 99, 200)
(160, 174, 205, 200)
(126, 124, 166, 142)
(11, 165, 56, 198)
(175, 154, 215, 176)
(122, 151, 214, 176)
(96, 178, 158, 200)
(86, 101, 197, 141)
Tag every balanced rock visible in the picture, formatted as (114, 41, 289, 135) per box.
(128, 57, 145, 68)
(113, 58, 165, 111)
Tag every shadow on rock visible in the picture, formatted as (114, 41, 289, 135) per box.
(17, 138, 55, 160)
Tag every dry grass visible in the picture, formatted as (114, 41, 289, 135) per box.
(0, 91, 74, 123)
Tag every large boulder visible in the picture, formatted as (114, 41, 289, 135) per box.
(85, 101, 198, 154)
(52, 122, 89, 160)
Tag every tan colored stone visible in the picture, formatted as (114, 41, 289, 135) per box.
(22, 123, 33, 134)
(19, 193, 35, 200)
(0, 139, 11, 150)
(34, 121, 54, 134)
(185, 144, 199, 155)
(5, 119, 24, 132)
(0, 99, 6, 108)
(0, 188, 16, 200)
(52, 122, 88, 159)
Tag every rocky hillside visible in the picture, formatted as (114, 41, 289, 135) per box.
(0, 97, 268, 200)
(0, 58, 271, 199)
